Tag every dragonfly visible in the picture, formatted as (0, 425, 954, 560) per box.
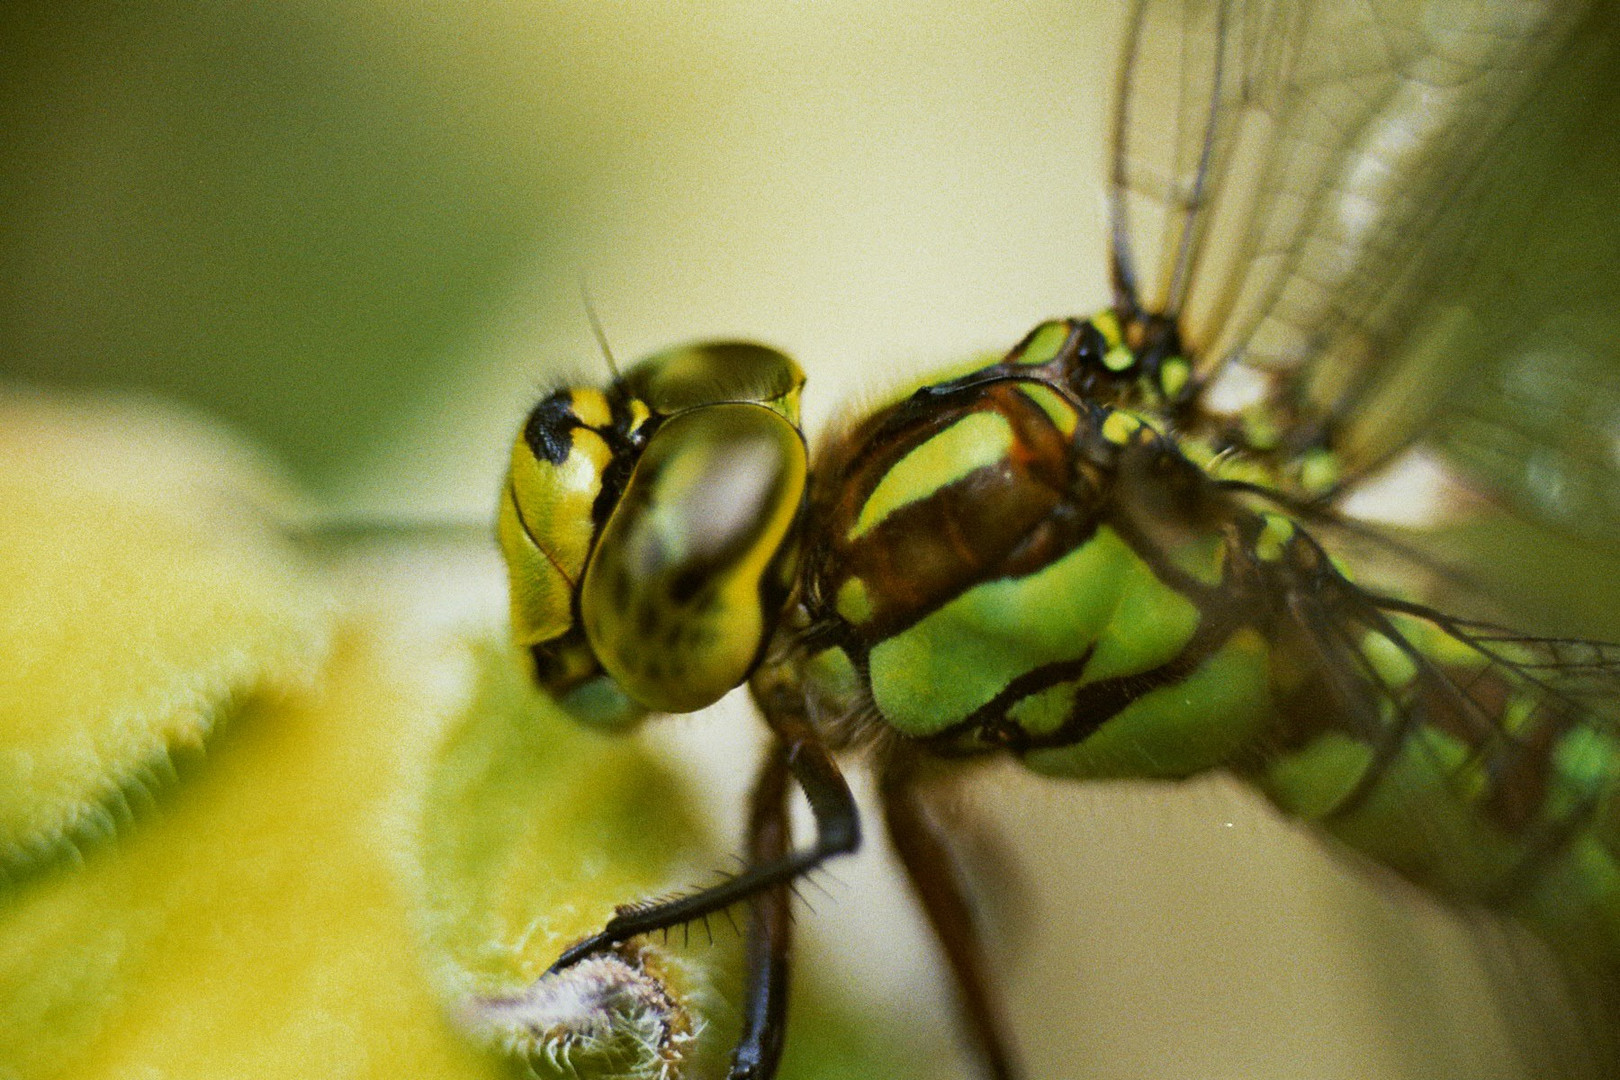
(495, 1, 1620, 1077)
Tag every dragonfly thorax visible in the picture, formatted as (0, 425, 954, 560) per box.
(789, 337, 1279, 777)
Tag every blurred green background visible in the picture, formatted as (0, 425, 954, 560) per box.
(3, 3, 1617, 1079)
(2, 0, 581, 486)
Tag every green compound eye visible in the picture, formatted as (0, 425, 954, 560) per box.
(582, 402, 807, 714)
(498, 342, 807, 725)
(622, 340, 806, 420)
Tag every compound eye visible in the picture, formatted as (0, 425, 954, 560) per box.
(622, 342, 805, 421)
(581, 402, 807, 714)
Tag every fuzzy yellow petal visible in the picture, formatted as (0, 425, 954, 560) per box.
(0, 389, 331, 877)
(0, 616, 494, 1078)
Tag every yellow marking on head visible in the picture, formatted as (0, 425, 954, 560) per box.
(570, 387, 614, 428)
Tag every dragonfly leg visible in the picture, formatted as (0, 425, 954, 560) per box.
(728, 745, 793, 1080)
(546, 684, 860, 977)
(880, 756, 1022, 1080)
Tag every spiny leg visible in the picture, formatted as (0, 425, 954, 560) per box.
(729, 745, 794, 1080)
(880, 756, 1021, 1080)
(547, 676, 859, 978)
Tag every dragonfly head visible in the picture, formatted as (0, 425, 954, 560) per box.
(499, 341, 808, 727)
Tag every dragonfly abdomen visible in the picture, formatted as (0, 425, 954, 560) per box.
(1255, 597, 1620, 965)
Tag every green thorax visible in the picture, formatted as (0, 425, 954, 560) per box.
(792, 314, 1620, 961)
(796, 314, 1276, 778)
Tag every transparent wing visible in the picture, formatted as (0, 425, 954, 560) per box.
(1111, 0, 1620, 542)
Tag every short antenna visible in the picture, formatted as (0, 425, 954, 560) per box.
(579, 274, 622, 381)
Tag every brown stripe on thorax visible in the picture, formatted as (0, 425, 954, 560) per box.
(809, 379, 1106, 645)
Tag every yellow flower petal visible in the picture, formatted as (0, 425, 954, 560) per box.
(0, 389, 331, 876)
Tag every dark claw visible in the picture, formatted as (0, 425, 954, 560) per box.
(545, 930, 615, 975)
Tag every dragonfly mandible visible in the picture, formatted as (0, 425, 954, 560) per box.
(496, 1, 1620, 1076)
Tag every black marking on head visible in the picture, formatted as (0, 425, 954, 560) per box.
(524, 391, 581, 466)
(590, 396, 662, 528)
